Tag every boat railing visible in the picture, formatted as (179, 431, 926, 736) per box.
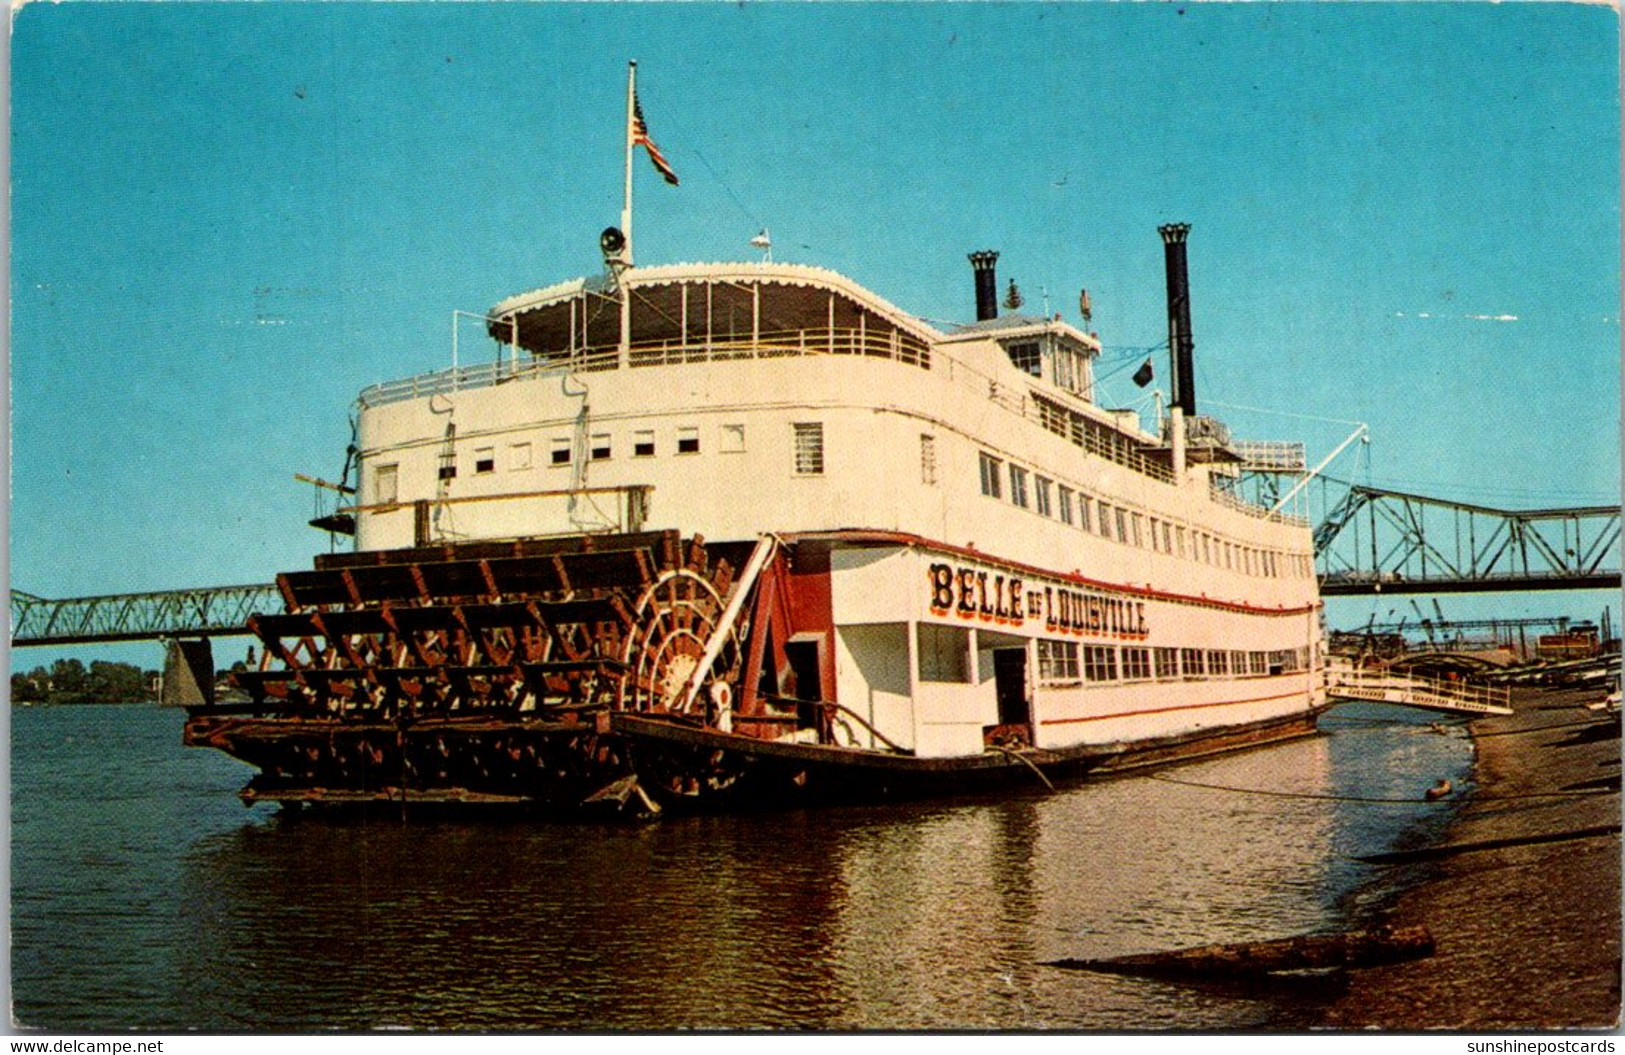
(1209, 479, 1310, 527)
(625, 326, 931, 369)
(358, 326, 932, 408)
(357, 358, 562, 408)
(343, 484, 654, 537)
(1232, 440, 1309, 473)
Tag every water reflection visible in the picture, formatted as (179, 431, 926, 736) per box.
(14, 703, 1473, 1031)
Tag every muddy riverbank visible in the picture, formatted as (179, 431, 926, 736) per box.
(1322, 685, 1621, 1030)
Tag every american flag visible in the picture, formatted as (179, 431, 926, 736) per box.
(632, 92, 679, 186)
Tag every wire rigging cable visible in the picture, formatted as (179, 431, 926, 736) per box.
(1150, 771, 1617, 804)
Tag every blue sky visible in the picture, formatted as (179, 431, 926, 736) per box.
(10, 2, 1620, 667)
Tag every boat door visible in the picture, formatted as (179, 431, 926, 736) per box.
(992, 648, 1030, 727)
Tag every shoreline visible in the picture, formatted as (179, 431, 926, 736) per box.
(1321, 685, 1621, 1030)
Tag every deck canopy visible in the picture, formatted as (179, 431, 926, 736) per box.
(487, 263, 941, 366)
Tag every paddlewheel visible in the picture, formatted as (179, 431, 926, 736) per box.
(182, 530, 819, 812)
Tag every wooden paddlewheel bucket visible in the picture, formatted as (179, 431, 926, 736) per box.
(183, 530, 832, 812)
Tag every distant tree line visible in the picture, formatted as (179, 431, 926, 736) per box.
(10, 659, 158, 704)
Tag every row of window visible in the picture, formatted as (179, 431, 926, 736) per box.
(977, 450, 1313, 580)
(1036, 641, 1313, 686)
(914, 621, 1312, 687)
(374, 422, 830, 501)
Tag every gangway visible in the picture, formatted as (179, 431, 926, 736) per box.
(1326, 665, 1514, 717)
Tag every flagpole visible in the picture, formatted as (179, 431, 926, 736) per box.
(623, 60, 636, 267)
(619, 60, 636, 368)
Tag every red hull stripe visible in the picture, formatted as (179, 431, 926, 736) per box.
(784, 528, 1320, 618)
(1039, 688, 1308, 725)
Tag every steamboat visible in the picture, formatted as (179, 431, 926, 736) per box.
(184, 67, 1328, 812)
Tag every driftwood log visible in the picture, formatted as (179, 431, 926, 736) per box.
(1043, 924, 1434, 979)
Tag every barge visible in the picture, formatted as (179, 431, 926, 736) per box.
(184, 67, 1328, 812)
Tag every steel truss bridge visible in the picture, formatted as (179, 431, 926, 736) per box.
(10, 484, 1621, 648)
(10, 584, 283, 647)
(1314, 483, 1620, 596)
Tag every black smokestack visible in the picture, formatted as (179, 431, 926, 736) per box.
(968, 250, 1000, 322)
(1158, 223, 1196, 416)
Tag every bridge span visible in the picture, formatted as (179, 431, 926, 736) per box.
(10, 584, 280, 647)
(1314, 483, 1619, 596)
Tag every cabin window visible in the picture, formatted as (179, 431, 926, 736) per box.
(550, 438, 571, 466)
(1035, 476, 1053, 517)
(677, 427, 700, 455)
(917, 623, 971, 683)
(1122, 647, 1151, 682)
(1097, 502, 1114, 541)
(1037, 640, 1079, 683)
(1181, 648, 1206, 679)
(634, 430, 656, 458)
(1130, 513, 1144, 548)
(720, 424, 746, 453)
(1053, 346, 1088, 395)
(1058, 486, 1074, 526)
(978, 452, 1003, 499)
(1009, 466, 1029, 508)
(1153, 647, 1179, 680)
(437, 452, 457, 481)
(508, 442, 532, 471)
(1082, 645, 1118, 683)
(374, 464, 399, 505)
(1077, 495, 1092, 533)
(920, 434, 937, 485)
(474, 447, 495, 475)
(1053, 347, 1075, 391)
(1208, 650, 1229, 677)
(1231, 650, 1248, 675)
(590, 434, 612, 461)
(1006, 341, 1042, 378)
(1163, 522, 1174, 554)
(793, 422, 824, 475)
(1116, 508, 1129, 544)
(1176, 526, 1187, 558)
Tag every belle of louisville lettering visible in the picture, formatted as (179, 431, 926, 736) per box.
(926, 562, 1148, 636)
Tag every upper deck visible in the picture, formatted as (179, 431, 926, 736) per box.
(489, 262, 943, 374)
(346, 259, 1314, 611)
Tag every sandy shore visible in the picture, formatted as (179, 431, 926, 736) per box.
(1321, 685, 1621, 1030)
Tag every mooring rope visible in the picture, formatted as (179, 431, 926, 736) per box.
(1149, 772, 1617, 805)
(990, 744, 1056, 792)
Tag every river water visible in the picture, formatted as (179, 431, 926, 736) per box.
(12, 702, 1472, 1031)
